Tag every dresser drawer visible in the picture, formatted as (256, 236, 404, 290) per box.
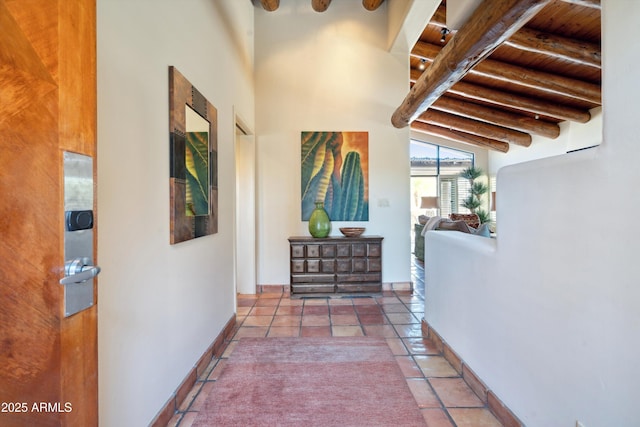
(368, 258, 381, 272)
(306, 244, 320, 258)
(321, 244, 336, 258)
(291, 273, 334, 283)
(352, 243, 366, 257)
(291, 259, 305, 273)
(336, 272, 381, 283)
(291, 244, 305, 258)
(291, 283, 335, 293)
(367, 243, 381, 257)
(337, 282, 382, 293)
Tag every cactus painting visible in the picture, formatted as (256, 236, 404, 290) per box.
(301, 131, 369, 221)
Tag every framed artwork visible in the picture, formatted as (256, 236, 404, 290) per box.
(301, 131, 369, 221)
(169, 66, 218, 244)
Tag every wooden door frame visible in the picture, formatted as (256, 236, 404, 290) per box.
(234, 112, 257, 296)
(0, 0, 98, 425)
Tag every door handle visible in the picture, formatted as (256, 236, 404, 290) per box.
(60, 257, 101, 285)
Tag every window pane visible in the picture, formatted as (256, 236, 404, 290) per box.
(410, 140, 475, 256)
(456, 177, 471, 214)
(411, 176, 438, 222)
(410, 139, 474, 217)
(410, 141, 438, 175)
(439, 146, 473, 178)
(439, 177, 456, 217)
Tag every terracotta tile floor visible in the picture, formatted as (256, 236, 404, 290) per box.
(167, 259, 503, 427)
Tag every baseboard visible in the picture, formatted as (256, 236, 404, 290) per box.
(421, 319, 523, 427)
(382, 281, 413, 292)
(149, 314, 236, 427)
(256, 284, 289, 294)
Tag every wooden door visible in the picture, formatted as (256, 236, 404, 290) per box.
(0, 0, 98, 425)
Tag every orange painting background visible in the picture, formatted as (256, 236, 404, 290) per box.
(341, 131, 369, 201)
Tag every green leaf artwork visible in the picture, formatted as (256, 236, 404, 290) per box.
(339, 151, 365, 221)
(185, 131, 210, 216)
(301, 131, 368, 221)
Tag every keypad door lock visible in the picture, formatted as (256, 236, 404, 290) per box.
(61, 152, 101, 317)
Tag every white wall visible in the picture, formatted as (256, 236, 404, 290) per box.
(488, 107, 603, 175)
(254, 1, 412, 286)
(425, 2, 640, 426)
(387, 0, 440, 52)
(97, 1, 254, 425)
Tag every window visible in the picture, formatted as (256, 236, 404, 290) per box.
(410, 140, 474, 221)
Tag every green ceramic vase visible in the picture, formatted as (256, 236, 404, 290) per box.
(308, 202, 331, 238)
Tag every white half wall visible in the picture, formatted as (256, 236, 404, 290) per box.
(97, 1, 254, 425)
(425, 2, 640, 426)
(254, 1, 412, 286)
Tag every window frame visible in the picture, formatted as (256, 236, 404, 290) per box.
(410, 140, 474, 216)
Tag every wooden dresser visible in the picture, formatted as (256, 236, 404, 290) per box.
(288, 236, 383, 295)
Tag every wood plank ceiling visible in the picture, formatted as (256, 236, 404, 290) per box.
(400, 0, 601, 152)
(257, 0, 601, 153)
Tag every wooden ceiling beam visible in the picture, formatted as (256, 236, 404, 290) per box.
(418, 110, 532, 147)
(362, 0, 385, 11)
(409, 69, 592, 123)
(411, 69, 591, 123)
(312, 0, 331, 12)
(560, 0, 600, 9)
(429, 0, 602, 68)
(412, 41, 600, 104)
(427, 5, 600, 68)
(450, 80, 591, 124)
(392, 0, 551, 128)
(432, 96, 560, 139)
(505, 27, 600, 68)
(429, 1, 600, 27)
(430, 22, 601, 69)
(260, 0, 384, 12)
(411, 121, 510, 153)
(259, 0, 279, 12)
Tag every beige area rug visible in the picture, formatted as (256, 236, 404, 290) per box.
(192, 337, 427, 426)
